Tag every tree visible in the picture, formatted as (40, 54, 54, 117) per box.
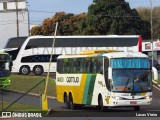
(41, 18, 54, 35)
(52, 12, 87, 35)
(84, 0, 151, 39)
(30, 26, 42, 36)
(30, 12, 87, 36)
(137, 6, 160, 39)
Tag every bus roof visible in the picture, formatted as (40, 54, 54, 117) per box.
(57, 51, 148, 59)
(79, 50, 120, 55)
(104, 52, 148, 59)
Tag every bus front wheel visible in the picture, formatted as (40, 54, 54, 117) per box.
(33, 65, 44, 75)
(19, 66, 30, 75)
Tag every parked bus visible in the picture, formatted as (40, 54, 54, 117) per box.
(56, 50, 153, 111)
(0, 52, 11, 88)
(6, 35, 142, 75)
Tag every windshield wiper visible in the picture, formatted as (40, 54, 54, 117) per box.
(124, 77, 132, 90)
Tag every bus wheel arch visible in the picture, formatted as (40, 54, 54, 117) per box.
(98, 94, 106, 112)
(33, 65, 44, 75)
(19, 65, 30, 75)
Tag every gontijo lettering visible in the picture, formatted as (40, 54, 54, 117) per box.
(66, 77, 79, 83)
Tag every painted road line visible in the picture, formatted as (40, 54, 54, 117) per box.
(153, 85, 160, 91)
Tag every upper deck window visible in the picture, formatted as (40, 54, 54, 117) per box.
(25, 38, 53, 49)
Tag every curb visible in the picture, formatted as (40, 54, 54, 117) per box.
(152, 80, 160, 88)
(1, 89, 56, 100)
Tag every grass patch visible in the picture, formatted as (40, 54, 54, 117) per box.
(6, 74, 56, 97)
(0, 101, 41, 111)
(157, 74, 160, 84)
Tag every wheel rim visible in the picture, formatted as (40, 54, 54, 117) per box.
(35, 67, 41, 74)
(22, 67, 29, 75)
(34, 66, 43, 75)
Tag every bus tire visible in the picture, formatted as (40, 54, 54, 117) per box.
(69, 94, 77, 110)
(19, 66, 30, 75)
(64, 93, 70, 109)
(134, 106, 140, 111)
(98, 95, 106, 112)
(33, 65, 44, 75)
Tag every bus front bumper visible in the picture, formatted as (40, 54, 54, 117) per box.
(107, 98, 152, 107)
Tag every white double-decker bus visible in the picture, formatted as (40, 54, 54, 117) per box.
(56, 50, 153, 111)
(9, 35, 142, 75)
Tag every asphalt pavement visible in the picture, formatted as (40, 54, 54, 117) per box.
(1, 85, 160, 111)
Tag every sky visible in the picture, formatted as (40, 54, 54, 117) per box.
(27, 0, 160, 25)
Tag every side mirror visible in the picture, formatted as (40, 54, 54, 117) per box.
(152, 67, 158, 80)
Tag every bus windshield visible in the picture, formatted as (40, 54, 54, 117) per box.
(111, 58, 152, 92)
(0, 54, 10, 61)
(0, 54, 11, 70)
(5, 37, 27, 48)
(0, 62, 5, 70)
(112, 69, 152, 92)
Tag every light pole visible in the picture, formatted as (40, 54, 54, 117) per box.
(15, 0, 19, 37)
(26, 1, 30, 36)
(150, 0, 154, 67)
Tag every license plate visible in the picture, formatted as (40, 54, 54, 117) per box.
(130, 101, 137, 104)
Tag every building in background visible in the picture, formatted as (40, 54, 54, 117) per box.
(0, 0, 29, 49)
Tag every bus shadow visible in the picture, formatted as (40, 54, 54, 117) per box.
(49, 106, 136, 117)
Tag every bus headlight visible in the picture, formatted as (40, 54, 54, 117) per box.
(145, 96, 152, 99)
(112, 96, 123, 100)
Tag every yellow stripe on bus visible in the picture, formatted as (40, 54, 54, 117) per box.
(75, 74, 87, 103)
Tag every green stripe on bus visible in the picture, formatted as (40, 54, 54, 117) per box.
(82, 74, 92, 104)
(86, 74, 96, 105)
